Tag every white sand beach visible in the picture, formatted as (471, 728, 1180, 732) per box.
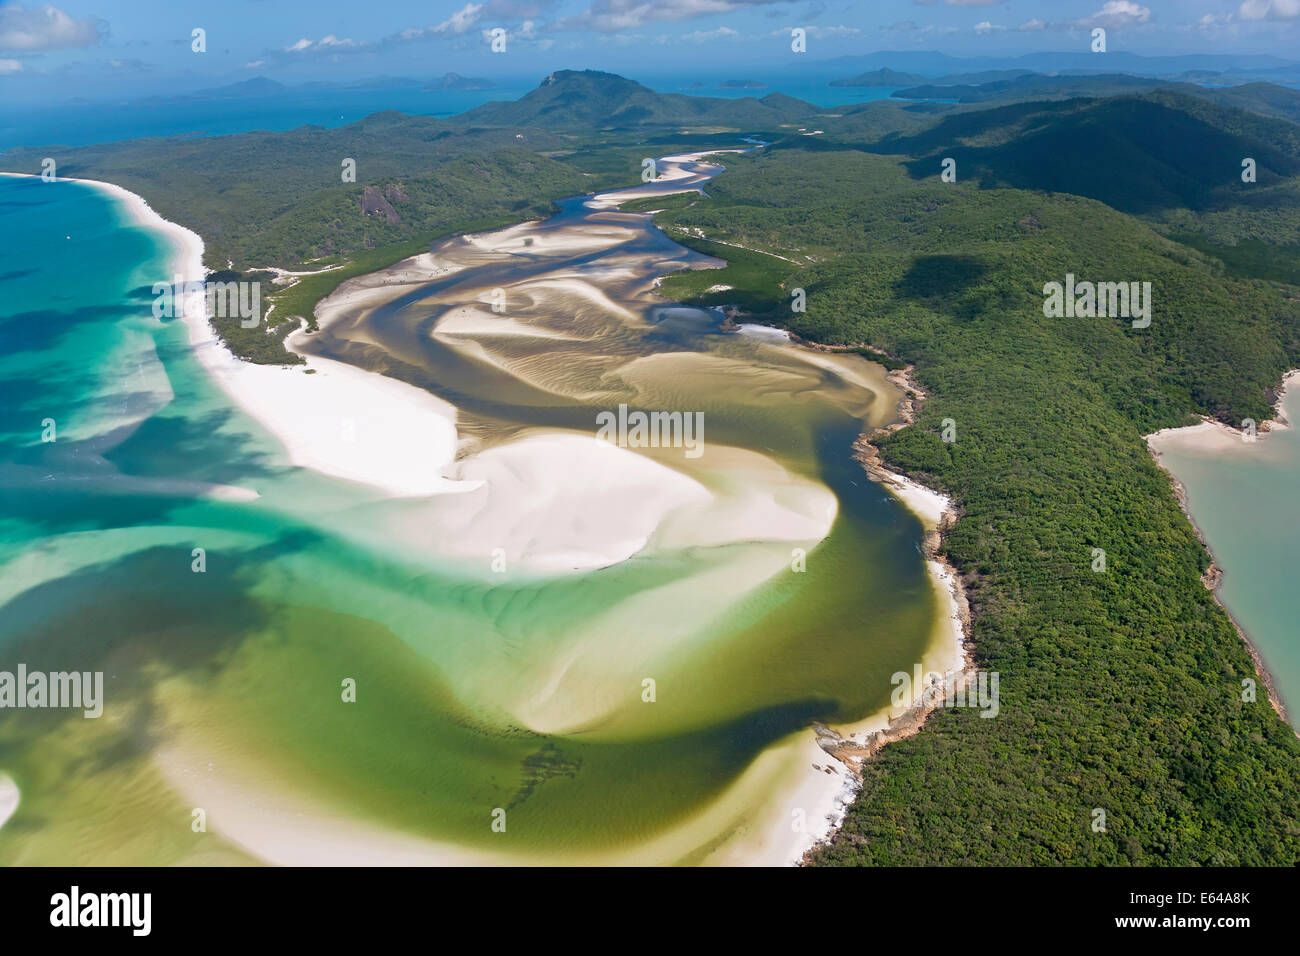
(18, 166, 974, 867)
(583, 151, 743, 209)
(736, 323, 793, 342)
(884, 472, 953, 528)
(1147, 369, 1298, 459)
(875, 461, 968, 688)
(0, 774, 18, 831)
(50, 171, 846, 584)
(1143, 370, 1300, 729)
(39, 172, 471, 500)
(702, 519, 972, 868)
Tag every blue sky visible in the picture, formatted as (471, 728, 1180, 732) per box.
(2, 0, 1300, 98)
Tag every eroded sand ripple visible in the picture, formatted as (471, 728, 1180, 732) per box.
(0, 157, 949, 867)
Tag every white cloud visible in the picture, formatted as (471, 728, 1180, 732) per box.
(435, 3, 485, 34)
(1078, 1, 1152, 27)
(601, 31, 671, 45)
(565, 0, 784, 33)
(1018, 17, 1047, 30)
(882, 20, 957, 37)
(0, 3, 102, 51)
(285, 35, 358, 53)
(809, 23, 860, 38)
(1180, 11, 1237, 35)
(684, 26, 741, 42)
(1239, 0, 1300, 19)
(0, 58, 22, 74)
(263, 2, 544, 65)
(973, 20, 1006, 34)
(772, 23, 860, 38)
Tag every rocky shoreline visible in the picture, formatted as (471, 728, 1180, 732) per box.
(795, 349, 978, 864)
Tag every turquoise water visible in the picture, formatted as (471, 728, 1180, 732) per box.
(0, 85, 537, 150)
(0, 172, 944, 864)
(1153, 395, 1300, 729)
(0, 79, 897, 151)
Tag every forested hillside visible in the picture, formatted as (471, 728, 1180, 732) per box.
(845, 91, 1300, 285)
(0, 118, 580, 269)
(0, 70, 821, 364)
(868, 92, 1300, 214)
(3, 64, 1298, 862)
(644, 138, 1300, 864)
(455, 69, 824, 130)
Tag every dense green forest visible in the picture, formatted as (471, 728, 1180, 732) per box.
(868, 92, 1300, 210)
(829, 90, 1300, 262)
(4, 70, 1299, 862)
(0, 133, 590, 272)
(640, 127, 1300, 863)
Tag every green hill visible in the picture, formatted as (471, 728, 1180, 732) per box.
(870, 92, 1300, 215)
(831, 68, 928, 88)
(885, 71, 1300, 127)
(1205, 81, 1300, 125)
(455, 69, 823, 131)
(638, 137, 1300, 866)
(0, 115, 575, 269)
(893, 72, 1174, 104)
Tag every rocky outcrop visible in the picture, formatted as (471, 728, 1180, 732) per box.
(360, 186, 400, 224)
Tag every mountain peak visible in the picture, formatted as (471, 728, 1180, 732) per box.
(543, 69, 629, 85)
(457, 69, 817, 130)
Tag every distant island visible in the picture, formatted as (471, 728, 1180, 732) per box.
(829, 68, 927, 88)
(140, 75, 290, 103)
(718, 79, 765, 89)
(423, 72, 497, 91)
(135, 73, 499, 104)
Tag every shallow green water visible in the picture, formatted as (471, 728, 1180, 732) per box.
(1153, 394, 1300, 730)
(0, 172, 942, 864)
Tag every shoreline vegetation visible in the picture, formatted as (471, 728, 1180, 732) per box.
(728, 325, 975, 863)
(632, 132, 1300, 864)
(23, 171, 472, 500)
(37, 142, 1289, 864)
(12, 67, 1300, 860)
(35, 162, 962, 865)
(814, 363, 975, 862)
(1145, 369, 1300, 728)
(624, 158, 976, 862)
